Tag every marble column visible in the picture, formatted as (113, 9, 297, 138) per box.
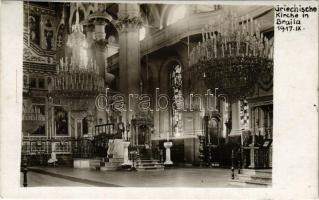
(93, 21, 108, 79)
(84, 23, 95, 62)
(164, 141, 173, 166)
(122, 141, 132, 166)
(117, 4, 142, 124)
(229, 101, 242, 138)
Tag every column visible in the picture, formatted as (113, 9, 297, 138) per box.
(84, 23, 95, 62)
(229, 101, 242, 137)
(88, 11, 114, 126)
(122, 141, 132, 166)
(249, 107, 257, 168)
(164, 141, 173, 166)
(117, 4, 142, 126)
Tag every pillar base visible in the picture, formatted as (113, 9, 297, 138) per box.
(164, 161, 173, 166)
(122, 141, 132, 166)
(164, 142, 173, 166)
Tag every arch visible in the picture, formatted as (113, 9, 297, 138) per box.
(159, 4, 170, 29)
(86, 4, 95, 17)
(141, 56, 155, 98)
(166, 5, 187, 26)
(68, 4, 86, 30)
(56, 23, 66, 49)
(158, 56, 183, 93)
(105, 22, 119, 42)
(157, 56, 184, 138)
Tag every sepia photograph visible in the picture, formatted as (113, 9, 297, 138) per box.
(20, 1, 274, 188)
(0, 0, 318, 199)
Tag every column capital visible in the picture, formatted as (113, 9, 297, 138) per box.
(93, 39, 108, 51)
(115, 16, 143, 32)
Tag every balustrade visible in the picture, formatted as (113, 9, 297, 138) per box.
(94, 123, 116, 136)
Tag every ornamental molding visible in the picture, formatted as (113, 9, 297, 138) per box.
(246, 95, 273, 108)
(93, 39, 108, 51)
(23, 4, 55, 16)
(115, 16, 143, 32)
(23, 47, 55, 64)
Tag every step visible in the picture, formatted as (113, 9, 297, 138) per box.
(137, 159, 160, 163)
(236, 174, 252, 181)
(229, 179, 267, 188)
(89, 159, 101, 166)
(106, 160, 123, 165)
(241, 169, 272, 176)
(245, 179, 272, 187)
(108, 158, 124, 163)
(251, 174, 272, 181)
(136, 166, 164, 171)
(229, 179, 249, 187)
(136, 163, 163, 167)
(255, 169, 272, 177)
(100, 166, 118, 171)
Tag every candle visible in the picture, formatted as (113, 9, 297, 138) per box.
(247, 16, 250, 34)
(202, 28, 205, 42)
(167, 131, 169, 141)
(250, 17, 253, 36)
(222, 44, 224, 57)
(241, 16, 244, 33)
(56, 64, 59, 74)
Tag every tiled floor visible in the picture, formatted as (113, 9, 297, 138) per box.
(25, 167, 238, 187)
(20, 172, 92, 187)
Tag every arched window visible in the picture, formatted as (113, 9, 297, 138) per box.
(166, 5, 186, 26)
(170, 64, 183, 137)
(139, 27, 146, 41)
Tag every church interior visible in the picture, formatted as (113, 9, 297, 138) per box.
(21, 2, 274, 187)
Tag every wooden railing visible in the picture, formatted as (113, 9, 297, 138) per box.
(94, 123, 116, 136)
(241, 146, 272, 169)
(21, 138, 73, 155)
(231, 145, 272, 178)
(21, 123, 120, 165)
(72, 138, 94, 159)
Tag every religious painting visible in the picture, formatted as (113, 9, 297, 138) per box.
(54, 106, 68, 136)
(56, 24, 65, 48)
(44, 29, 54, 50)
(41, 17, 55, 50)
(82, 116, 88, 135)
(137, 125, 150, 146)
(22, 104, 46, 136)
(207, 118, 218, 143)
(171, 64, 183, 137)
(26, 14, 40, 45)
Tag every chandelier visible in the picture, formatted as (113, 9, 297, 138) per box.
(189, 7, 274, 102)
(49, 8, 105, 97)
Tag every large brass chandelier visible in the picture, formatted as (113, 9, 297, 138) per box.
(190, 7, 274, 102)
(49, 8, 105, 97)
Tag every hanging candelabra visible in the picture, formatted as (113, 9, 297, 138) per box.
(49, 7, 105, 97)
(189, 7, 274, 102)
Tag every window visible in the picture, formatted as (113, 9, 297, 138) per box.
(139, 27, 146, 41)
(27, 76, 49, 89)
(23, 75, 29, 88)
(171, 64, 183, 137)
(167, 6, 187, 26)
(30, 78, 37, 88)
(38, 78, 45, 89)
(54, 106, 68, 136)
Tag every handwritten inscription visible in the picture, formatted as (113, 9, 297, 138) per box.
(275, 5, 317, 32)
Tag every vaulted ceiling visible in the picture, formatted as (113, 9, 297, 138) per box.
(29, 2, 180, 32)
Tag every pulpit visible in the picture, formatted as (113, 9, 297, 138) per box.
(202, 111, 222, 166)
(244, 95, 273, 169)
(131, 116, 154, 160)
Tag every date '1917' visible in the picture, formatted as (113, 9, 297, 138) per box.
(277, 25, 303, 32)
